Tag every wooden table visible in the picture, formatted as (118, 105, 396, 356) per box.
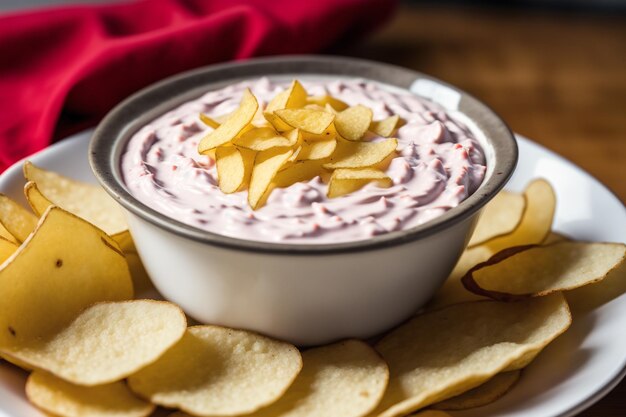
(339, 4, 625, 416)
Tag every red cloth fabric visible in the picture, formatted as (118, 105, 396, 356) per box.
(0, 0, 394, 172)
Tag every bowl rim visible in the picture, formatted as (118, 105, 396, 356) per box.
(89, 55, 518, 255)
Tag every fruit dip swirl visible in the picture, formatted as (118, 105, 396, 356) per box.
(121, 78, 486, 243)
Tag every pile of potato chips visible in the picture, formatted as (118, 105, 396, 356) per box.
(0, 161, 624, 417)
(198, 80, 400, 208)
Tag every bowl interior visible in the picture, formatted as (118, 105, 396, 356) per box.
(90, 55, 517, 255)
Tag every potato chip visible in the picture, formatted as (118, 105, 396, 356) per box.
(0, 236, 18, 264)
(372, 294, 571, 417)
(462, 242, 626, 301)
(23, 162, 128, 236)
(26, 370, 154, 417)
(10, 300, 185, 386)
(328, 168, 392, 198)
(566, 260, 626, 314)
(411, 411, 451, 417)
(264, 112, 294, 132)
(370, 115, 401, 138)
(432, 370, 521, 410)
(0, 194, 38, 242)
(265, 80, 308, 112)
(0, 207, 132, 350)
(273, 160, 328, 189)
(275, 108, 334, 135)
(468, 191, 526, 247)
(248, 148, 294, 209)
(216, 147, 248, 193)
(428, 180, 557, 310)
(0, 222, 16, 244)
(323, 138, 397, 169)
(334, 105, 373, 141)
(484, 179, 556, 254)
(128, 325, 302, 416)
(426, 245, 492, 310)
(198, 88, 258, 153)
(250, 340, 388, 417)
(199, 114, 220, 129)
(298, 137, 337, 161)
(544, 231, 570, 245)
(233, 126, 295, 151)
(306, 95, 349, 112)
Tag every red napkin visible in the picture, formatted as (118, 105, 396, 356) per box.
(0, 0, 394, 172)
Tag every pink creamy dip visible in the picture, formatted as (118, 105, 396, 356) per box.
(122, 78, 487, 244)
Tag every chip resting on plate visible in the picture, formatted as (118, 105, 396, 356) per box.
(468, 191, 526, 247)
(371, 294, 571, 417)
(250, 339, 388, 417)
(23, 162, 129, 239)
(0, 193, 38, 243)
(26, 370, 154, 417)
(0, 206, 132, 353)
(484, 179, 556, 254)
(432, 370, 521, 410)
(462, 241, 626, 301)
(128, 325, 302, 416)
(5, 300, 186, 386)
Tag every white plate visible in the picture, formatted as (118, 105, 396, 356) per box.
(0, 130, 624, 417)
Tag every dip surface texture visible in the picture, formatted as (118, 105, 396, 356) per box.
(121, 78, 487, 243)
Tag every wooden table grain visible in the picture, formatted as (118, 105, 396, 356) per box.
(339, 4, 626, 416)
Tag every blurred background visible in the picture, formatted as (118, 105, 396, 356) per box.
(1, 0, 624, 415)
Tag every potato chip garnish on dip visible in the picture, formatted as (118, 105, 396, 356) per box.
(122, 77, 487, 242)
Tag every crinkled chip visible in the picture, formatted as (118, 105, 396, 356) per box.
(298, 138, 337, 161)
(462, 241, 626, 301)
(432, 370, 521, 411)
(8, 300, 185, 386)
(198, 88, 258, 153)
(0, 194, 38, 242)
(215, 147, 254, 194)
(485, 179, 556, 254)
(128, 325, 302, 416)
(468, 191, 526, 247)
(273, 160, 328, 189)
(250, 340, 388, 417)
(0, 207, 133, 352)
(371, 294, 571, 417)
(275, 109, 334, 135)
(249, 148, 294, 209)
(23, 162, 129, 237)
(26, 370, 154, 417)
(370, 115, 401, 138)
(233, 126, 295, 151)
(328, 168, 392, 198)
(324, 139, 397, 169)
(0, 237, 18, 264)
(335, 105, 373, 141)
(199, 114, 220, 129)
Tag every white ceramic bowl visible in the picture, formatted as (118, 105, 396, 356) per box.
(90, 56, 517, 345)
